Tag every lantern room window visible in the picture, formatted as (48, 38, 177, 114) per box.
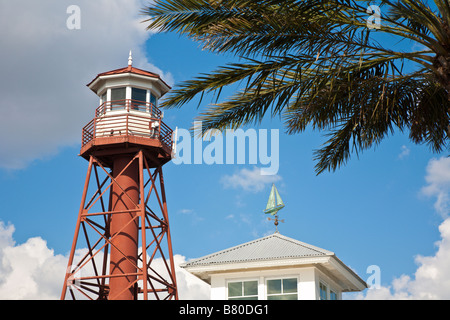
(132, 87, 147, 110)
(150, 93, 158, 118)
(99, 87, 159, 116)
(150, 93, 157, 107)
(101, 93, 107, 105)
(111, 87, 126, 110)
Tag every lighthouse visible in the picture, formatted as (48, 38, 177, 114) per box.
(61, 52, 178, 300)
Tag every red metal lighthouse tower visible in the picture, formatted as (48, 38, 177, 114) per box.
(61, 52, 178, 300)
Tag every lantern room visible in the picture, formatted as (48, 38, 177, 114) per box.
(87, 52, 170, 114)
(80, 52, 174, 167)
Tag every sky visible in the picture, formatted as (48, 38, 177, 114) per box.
(0, 0, 449, 300)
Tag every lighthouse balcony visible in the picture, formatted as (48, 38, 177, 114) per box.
(81, 99, 173, 158)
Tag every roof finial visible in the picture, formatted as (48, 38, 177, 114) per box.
(128, 50, 133, 66)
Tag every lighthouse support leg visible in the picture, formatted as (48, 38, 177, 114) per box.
(60, 151, 178, 300)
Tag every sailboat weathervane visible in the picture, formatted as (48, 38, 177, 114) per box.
(264, 184, 285, 232)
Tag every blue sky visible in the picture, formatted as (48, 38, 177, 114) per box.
(0, 0, 449, 299)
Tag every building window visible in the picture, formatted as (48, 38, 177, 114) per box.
(131, 87, 147, 110)
(330, 290, 338, 300)
(150, 92, 157, 107)
(111, 87, 126, 110)
(98, 92, 107, 116)
(101, 93, 107, 104)
(319, 282, 328, 300)
(266, 278, 298, 300)
(227, 280, 258, 300)
(149, 93, 158, 117)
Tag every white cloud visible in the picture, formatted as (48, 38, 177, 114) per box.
(356, 217, 450, 300)
(0, 222, 67, 299)
(221, 166, 282, 193)
(177, 208, 204, 223)
(354, 157, 450, 300)
(421, 157, 450, 218)
(0, 220, 209, 300)
(0, 222, 15, 249)
(398, 145, 410, 159)
(0, 0, 172, 169)
(173, 255, 211, 300)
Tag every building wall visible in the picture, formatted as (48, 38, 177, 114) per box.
(209, 266, 340, 300)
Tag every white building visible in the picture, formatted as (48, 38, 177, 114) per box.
(181, 232, 367, 300)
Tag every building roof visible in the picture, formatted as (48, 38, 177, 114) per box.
(182, 232, 334, 267)
(181, 232, 367, 292)
(86, 65, 171, 95)
(92, 65, 161, 81)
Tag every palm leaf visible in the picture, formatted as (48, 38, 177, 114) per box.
(143, 0, 450, 174)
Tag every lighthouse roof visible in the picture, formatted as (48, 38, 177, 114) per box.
(87, 65, 171, 95)
(91, 65, 165, 83)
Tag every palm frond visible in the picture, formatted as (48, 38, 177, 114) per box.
(143, 0, 450, 173)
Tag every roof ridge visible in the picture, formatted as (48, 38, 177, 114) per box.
(272, 233, 335, 256)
